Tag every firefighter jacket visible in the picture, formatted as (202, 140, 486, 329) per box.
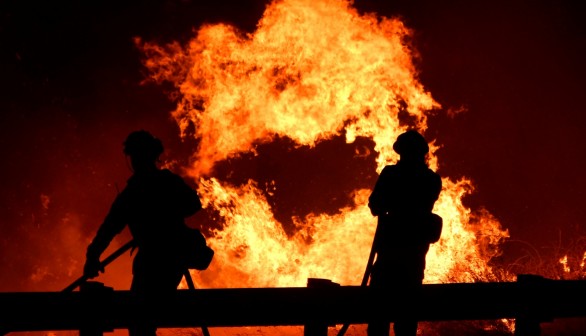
(86, 168, 202, 273)
(368, 159, 442, 281)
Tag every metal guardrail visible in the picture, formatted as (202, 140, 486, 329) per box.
(1, 275, 584, 336)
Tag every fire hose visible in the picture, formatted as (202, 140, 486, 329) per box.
(63, 240, 211, 336)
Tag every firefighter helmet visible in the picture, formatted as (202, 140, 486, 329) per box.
(393, 130, 429, 157)
(123, 130, 164, 159)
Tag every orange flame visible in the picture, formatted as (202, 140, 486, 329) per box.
(139, 0, 512, 292)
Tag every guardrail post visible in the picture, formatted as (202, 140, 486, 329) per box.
(514, 274, 551, 336)
(79, 281, 114, 336)
(305, 278, 340, 336)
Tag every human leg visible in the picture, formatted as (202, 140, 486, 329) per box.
(128, 256, 184, 336)
(367, 262, 392, 336)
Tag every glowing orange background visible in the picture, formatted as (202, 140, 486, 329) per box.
(1, 0, 585, 335)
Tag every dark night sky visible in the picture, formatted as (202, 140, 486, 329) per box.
(1, 0, 586, 294)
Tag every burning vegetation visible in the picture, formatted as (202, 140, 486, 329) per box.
(138, 0, 512, 291)
(7, 0, 586, 335)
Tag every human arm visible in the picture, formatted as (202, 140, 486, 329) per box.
(84, 196, 128, 278)
(427, 171, 443, 211)
(368, 166, 393, 216)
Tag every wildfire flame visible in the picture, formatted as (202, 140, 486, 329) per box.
(138, 0, 512, 292)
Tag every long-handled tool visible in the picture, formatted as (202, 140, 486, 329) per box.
(63, 239, 136, 293)
(184, 270, 211, 336)
(336, 220, 382, 336)
(62, 240, 212, 336)
(0, 240, 136, 336)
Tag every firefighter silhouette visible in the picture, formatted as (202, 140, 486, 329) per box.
(367, 129, 443, 336)
(83, 130, 203, 336)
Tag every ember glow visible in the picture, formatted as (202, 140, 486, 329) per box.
(139, 0, 511, 290)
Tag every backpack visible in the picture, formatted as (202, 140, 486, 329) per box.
(181, 227, 215, 270)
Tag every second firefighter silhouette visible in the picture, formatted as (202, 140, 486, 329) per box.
(367, 129, 443, 336)
(83, 130, 203, 336)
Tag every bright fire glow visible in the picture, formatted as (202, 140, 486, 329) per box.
(560, 255, 570, 273)
(139, 0, 512, 293)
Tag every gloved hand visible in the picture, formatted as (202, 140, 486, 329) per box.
(83, 257, 104, 279)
